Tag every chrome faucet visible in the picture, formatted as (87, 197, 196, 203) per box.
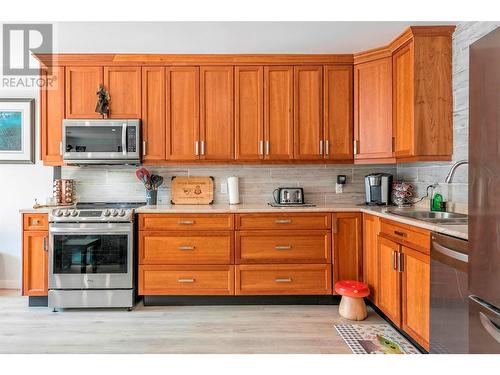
(445, 160, 468, 183)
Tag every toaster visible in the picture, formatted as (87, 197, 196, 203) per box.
(273, 187, 304, 205)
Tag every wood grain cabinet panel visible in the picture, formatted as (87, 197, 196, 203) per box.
(377, 235, 401, 326)
(354, 57, 393, 163)
(293, 66, 323, 160)
(236, 213, 331, 230)
(362, 214, 380, 304)
(166, 67, 200, 161)
(379, 219, 430, 254)
(139, 214, 234, 231)
(236, 230, 331, 264)
(104, 67, 142, 118)
(41, 66, 65, 165)
(235, 66, 264, 160)
(139, 231, 233, 265)
(333, 212, 362, 284)
(323, 65, 353, 160)
(22, 231, 48, 296)
(65, 66, 103, 119)
(401, 246, 430, 350)
(139, 265, 234, 295)
(263, 66, 294, 160)
(141, 67, 166, 162)
(23, 213, 49, 231)
(235, 264, 332, 295)
(200, 66, 234, 160)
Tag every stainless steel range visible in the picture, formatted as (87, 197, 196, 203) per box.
(48, 202, 144, 310)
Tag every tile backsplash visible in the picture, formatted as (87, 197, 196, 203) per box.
(62, 164, 397, 205)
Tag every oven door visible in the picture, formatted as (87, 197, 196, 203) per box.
(49, 222, 133, 289)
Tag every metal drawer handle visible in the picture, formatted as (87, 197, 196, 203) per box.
(394, 230, 407, 237)
(275, 219, 293, 224)
(275, 277, 292, 283)
(275, 245, 292, 250)
(178, 220, 195, 225)
(32, 219, 40, 225)
(177, 278, 195, 283)
(178, 246, 195, 251)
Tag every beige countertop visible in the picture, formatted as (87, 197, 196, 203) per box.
(20, 203, 468, 240)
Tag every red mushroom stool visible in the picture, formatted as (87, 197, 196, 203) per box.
(335, 280, 370, 321)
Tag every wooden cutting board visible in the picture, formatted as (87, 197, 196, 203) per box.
(171, 176, 214, 205)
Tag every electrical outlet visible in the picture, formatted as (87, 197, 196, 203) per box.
(221, 182, 228, 194)
(335, 183, 343, 194)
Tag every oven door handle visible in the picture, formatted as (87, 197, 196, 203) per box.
(49, 224, 132, 235)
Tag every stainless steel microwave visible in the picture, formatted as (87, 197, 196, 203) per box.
(62, 119, 141, 165)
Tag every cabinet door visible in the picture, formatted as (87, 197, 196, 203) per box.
(200, 66, 234, 160)
(235, 66, 264, 160)
(377, 236, 401, 326)
(293, 66, 323, 160)
(166, 67, 200, 161)
(324, 65, 353, 160)
(264, 66, 294, 160)
(104, 67, 142, 118)
(401, 246, 430, 350)
(363, 214, 380, 304)
(354, 57, 393, 162)
(333, 213, 362, 284)
(65, 66, 103, 118)
(141, 67, 166, 163)
(41, 66, 65, 165)
(22, 231, 48, 296)
(393, 42, 414, 157)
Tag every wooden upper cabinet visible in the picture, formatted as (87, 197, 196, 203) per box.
(323, 65, 353, 161)
(200, 66, 234, 160)
(22, 230, 48, 296)
(354, 56, 394, 163)
(293, 66, 323, 160)
(333, 212, 362, 284)
(264, 66, 294, 160)
(166, 67, 200, 161)
(141, 67, 166, 163)
(363, 214, 380, 304)
(104, 67, 142, 118)
(235, 66, 264, 160)
(65, 66, 102, 118)
(377, 235, 401, 326)
(41, 66, 65, 165)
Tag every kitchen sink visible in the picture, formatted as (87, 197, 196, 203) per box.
(387, 210, 468, 224)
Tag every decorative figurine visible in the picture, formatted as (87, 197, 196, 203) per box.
(95, 84, 110, 117)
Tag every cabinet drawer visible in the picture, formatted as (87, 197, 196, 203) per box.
(23, 213, 48, 231)
(139, 214, 234, 231)
(236, 213, 331, 230)
(236, 230, 331, 264)
(380, 219, 430, 253)
(139, 265, 234, 295)
(139, 231, 233, 264)
(235, 264, 332, 295)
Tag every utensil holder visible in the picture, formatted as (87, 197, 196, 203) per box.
(146, 189, 157, 205)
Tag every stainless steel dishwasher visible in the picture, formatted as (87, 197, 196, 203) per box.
(430, 232, 469, 354)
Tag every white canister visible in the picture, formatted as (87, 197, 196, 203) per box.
(227, 176, 240, 205)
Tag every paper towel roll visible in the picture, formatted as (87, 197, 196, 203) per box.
(227, 176, 240, 204)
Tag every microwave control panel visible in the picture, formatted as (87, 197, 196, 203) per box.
(127, 126, 136, 153)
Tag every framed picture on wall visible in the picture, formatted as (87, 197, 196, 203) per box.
(0, 98, 35, 164)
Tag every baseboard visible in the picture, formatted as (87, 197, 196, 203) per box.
(0, 280, 20, 289)
(144, 295, 341, 306)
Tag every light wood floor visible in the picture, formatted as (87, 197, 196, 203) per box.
(0, 290, 384, 354)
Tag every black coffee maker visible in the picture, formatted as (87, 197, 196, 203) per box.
(364, 173, 393, 205)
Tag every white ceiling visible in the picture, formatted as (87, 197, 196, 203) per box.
(54, 21, 457, 54)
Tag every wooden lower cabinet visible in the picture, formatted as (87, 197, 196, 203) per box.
(377, 235, 402, 326)
(235, 264, 332, 295)
(22, 213, 49, 297)
(139, 265, 234, 295)
(236, 212, 331, 230)
(362, 214, 379, 304)
(333, 212, 362, 283)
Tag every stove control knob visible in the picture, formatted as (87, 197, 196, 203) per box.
(63, 209, 71, 217)
(103, 209, 111, 217)
(111, 209, 119, 217)
(71, 210, 78, 217)
(54, 209, 63, 217)
(118, 209, 126, 217)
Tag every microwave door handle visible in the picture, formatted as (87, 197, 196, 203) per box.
(122, 123, 127, 156)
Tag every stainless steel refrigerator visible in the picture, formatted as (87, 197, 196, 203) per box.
(469, 26, 500, 353)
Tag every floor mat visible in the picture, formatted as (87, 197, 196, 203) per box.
(334, 323, 420, 354)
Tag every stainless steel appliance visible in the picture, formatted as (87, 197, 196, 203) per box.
(468, 26, 500, 353)
(48, 202, 144, 309)
(273, 187, 304, 205)
(430, 233, 469, 353)
(62, 119, 141, 165)
(364, 173, 392, 205)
